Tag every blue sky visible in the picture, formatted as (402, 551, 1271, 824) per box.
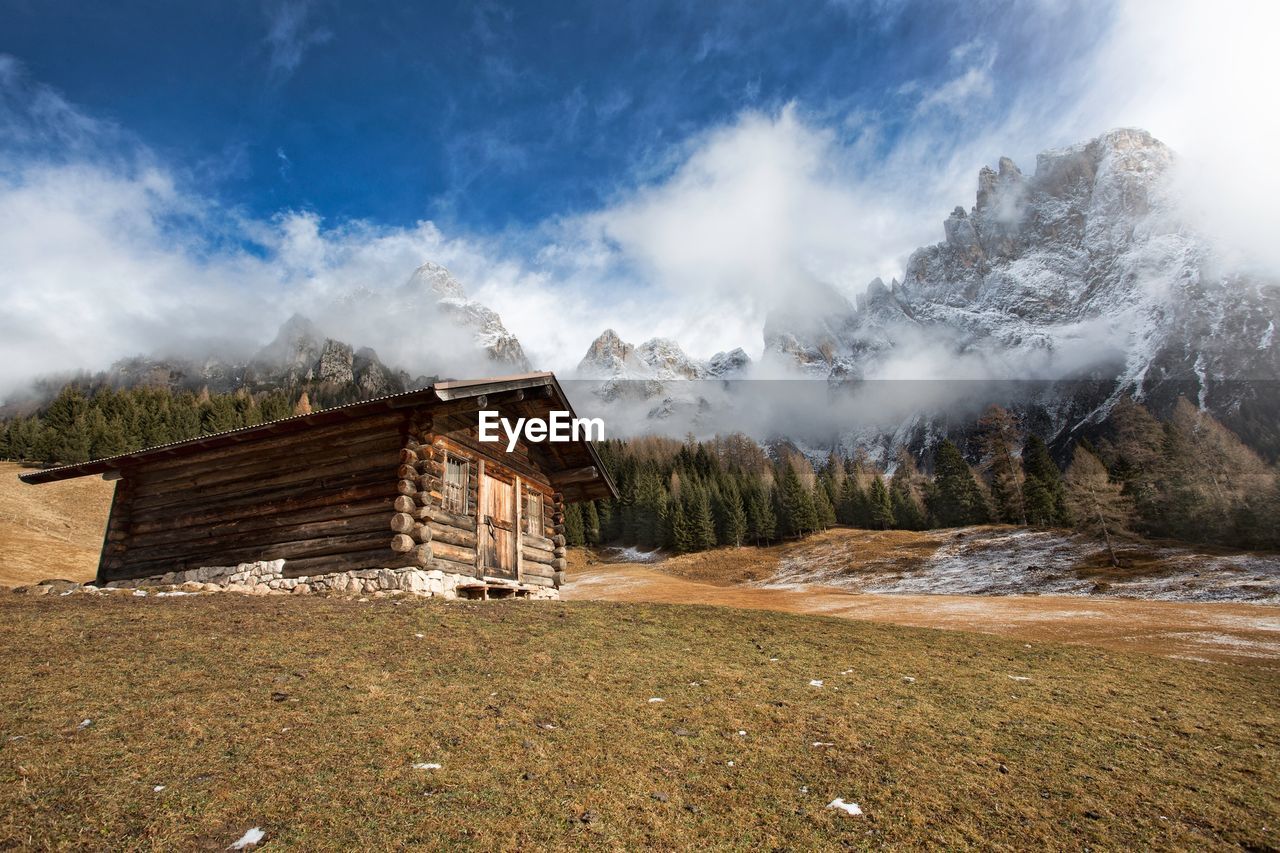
(0, 0, 1275, 391)
(1, 0, 1108, 232)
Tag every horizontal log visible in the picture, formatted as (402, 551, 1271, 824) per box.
(390, 513, 415, 534)
(430, 557, 477, 578)
(129, 414, 405, 478)
(391, 533, 415, 553)
(105, 532, 393, 580)
(553, 546, 567, 558)
(426, 522, 475, 548)
(553, 571, 565, 588)
(419, 505, 476, 531)
(397, 479, 418, 496)
(552, 558, 566, 571)
(130, 453, 398, 512)
(521, 573, 554, 588)
(521, 548, 554, 566)
(123, 515, 392, 562)
(399, 448, 419, 465)
(282, 548, 419, 579)
(133, 430, 401, 492)
(552, 534, 566, 547)
(521, 562, 554, 578)
(127, 470, 393, 525)
(128, 502, 393, 547)
(429, 539, 476, 566)
(393, 495, 416, 514)
(414, 523, 433, 544)
(397, 463, 418, 481)
(523, 537, 554, 556)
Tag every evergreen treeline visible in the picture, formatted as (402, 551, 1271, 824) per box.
(0, 384, 315, 464)
(562, 400, 1279, 554)
(6, 381, 1276, 554)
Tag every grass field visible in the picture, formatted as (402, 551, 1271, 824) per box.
(0, 462, 112, 587)
(1, 594, 1276, 849)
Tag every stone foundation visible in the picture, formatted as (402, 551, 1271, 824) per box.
(97, 559, 558, 600)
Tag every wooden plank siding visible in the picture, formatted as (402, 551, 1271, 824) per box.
(76, 377, 605, 587)
(99, 414, 408, 582)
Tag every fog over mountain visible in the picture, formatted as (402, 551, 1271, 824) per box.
(22, 128, 1276, 463)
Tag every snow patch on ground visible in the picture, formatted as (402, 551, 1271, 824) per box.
(602, 546, 664, 564)
(759, 527, 1280, 604)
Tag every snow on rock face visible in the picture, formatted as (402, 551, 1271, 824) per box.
(760, 128, 1280, 449)
(574, 328, 752, 411)
(402, 262, 530, 370)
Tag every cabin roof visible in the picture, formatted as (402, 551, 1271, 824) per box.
(18, 372, 617, 501)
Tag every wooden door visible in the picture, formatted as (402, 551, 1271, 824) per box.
(480, 470, 517, 579)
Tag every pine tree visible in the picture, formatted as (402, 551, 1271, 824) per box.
(813, 482, 837, 528)
(665, 494, 692, 553)
(777, 464, 818, 538)
(41, 386, 92, 464)
(1022, 435, 1067, 525)
(977, 405, 1026, 524)
(837, 475, 866, 526)
(927, 440, 990, 527)
(867, 477, 895, 529)
(1064, 445, 1134, 567)
(745, 484, 776, 544)
(582, 501, 600, 546)
(889, 450, 927, 530)
(687, 485, 716, 551)
(564, 502, 586, 547)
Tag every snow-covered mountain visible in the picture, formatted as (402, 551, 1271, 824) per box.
(563, 129, 1278, 457)
(771, 129, 1277, 452)
(576, 329, 748, 381)
(573, 329, 750, 416)
(12, 129, 1278, 459)
(68, 262, 528, 401)
(398, 262, 529, 369)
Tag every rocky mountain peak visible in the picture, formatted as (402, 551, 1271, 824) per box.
(578, 329, 636, 376)
(407, 261, 466, 300)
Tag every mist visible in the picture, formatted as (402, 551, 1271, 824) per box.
(1, 0, 1276, 419)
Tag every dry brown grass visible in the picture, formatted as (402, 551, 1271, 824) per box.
(0, 462, 113, 587)
(0, 594, 1277, 850)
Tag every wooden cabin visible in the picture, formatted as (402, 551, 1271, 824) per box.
(19, 373, 616, 599)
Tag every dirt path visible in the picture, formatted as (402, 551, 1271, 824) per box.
(565, 563, 1280, 668)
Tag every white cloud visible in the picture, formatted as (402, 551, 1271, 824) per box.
(2, 0, 1278, 401)
(264, 1, 333, 79)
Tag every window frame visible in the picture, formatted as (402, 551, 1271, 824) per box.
(525, 487, 543, 536)
(442, 452, 472, 516)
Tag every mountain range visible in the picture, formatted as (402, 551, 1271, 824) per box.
(13, 128, 1278, 460)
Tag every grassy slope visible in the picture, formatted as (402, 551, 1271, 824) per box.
(0, 462, 114, 587)
(0, 595, 1276, 850)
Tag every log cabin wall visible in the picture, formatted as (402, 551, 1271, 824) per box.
(405, 411, 568, 589)
(95, 394, 579, 590)
(99, 412, 413, 583)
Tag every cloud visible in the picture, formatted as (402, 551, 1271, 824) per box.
(2, 0, 1278, 406)
(264, 1, 333, 80)
(913, 42, 996, 115)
